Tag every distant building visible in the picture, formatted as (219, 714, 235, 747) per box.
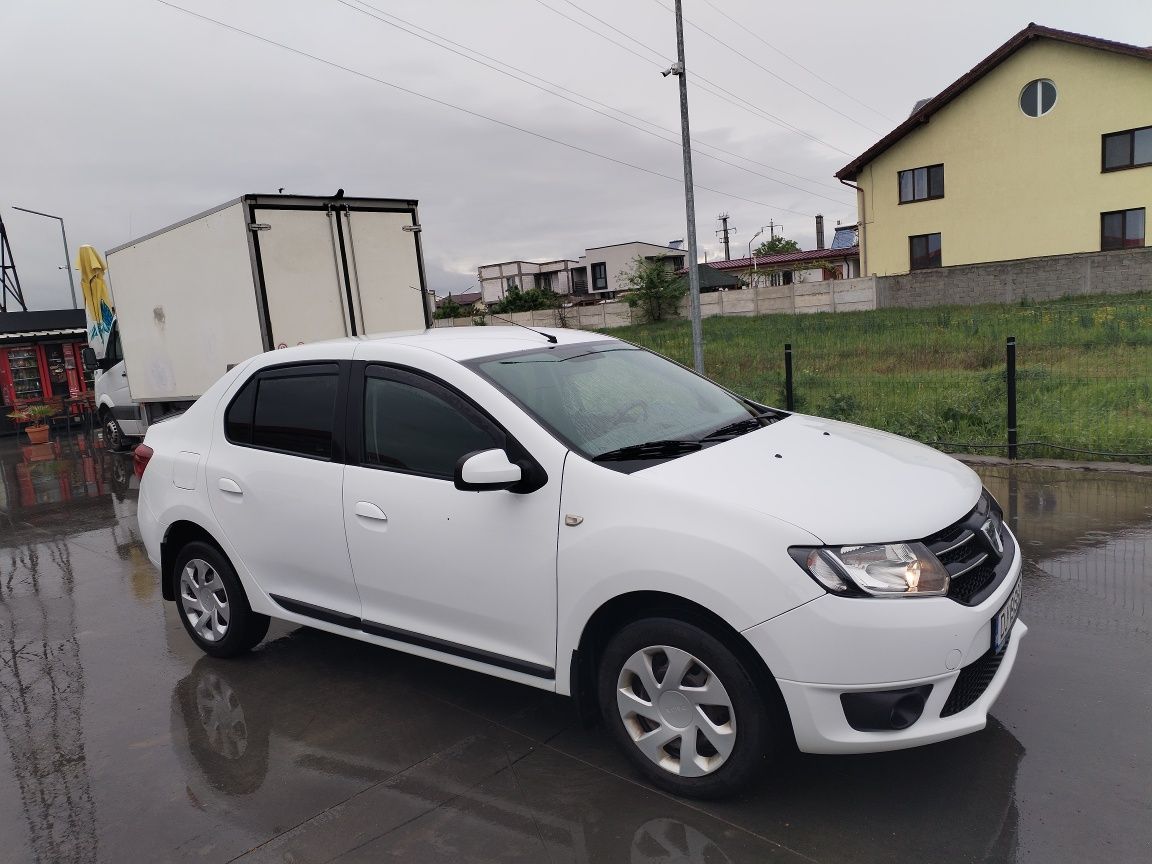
(685, 233, 861, 287)
(478, 241, 685, 305)
(836, 24, 1152, 276)
(434, 290, 483, 311)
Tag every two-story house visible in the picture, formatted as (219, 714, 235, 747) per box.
(478, 241, 685, 305)
(836, 25, 1152, 276)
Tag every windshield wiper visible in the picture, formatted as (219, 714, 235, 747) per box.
(592, 439, 703, 462)
(698, 410, 781, 443)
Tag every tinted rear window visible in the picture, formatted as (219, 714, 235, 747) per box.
(243, 365, 339, 459)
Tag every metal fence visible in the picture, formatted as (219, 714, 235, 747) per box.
(619, 298, 1152, 465)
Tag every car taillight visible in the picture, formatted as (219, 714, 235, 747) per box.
(133, 444, 154, 478)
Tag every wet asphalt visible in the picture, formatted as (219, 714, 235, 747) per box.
(0, 432, 1149, 863)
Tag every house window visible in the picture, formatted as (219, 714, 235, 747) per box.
(909, 233, 942, 270)
(1101, 209, 1145, 250)
(591, 262, 608, 291)
(1019, 79, 1057, 117)
(1102, 126, 1152, 172)
(898, 165, 944, 203)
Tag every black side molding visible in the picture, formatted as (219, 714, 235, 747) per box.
(269, 594, 361, 629)
(268, 595, 554, 680)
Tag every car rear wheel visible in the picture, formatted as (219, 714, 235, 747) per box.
(598, 617, 782, 798)
(173, 541, 269, 658)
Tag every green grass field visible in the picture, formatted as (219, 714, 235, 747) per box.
(602, 293, 1152, 463)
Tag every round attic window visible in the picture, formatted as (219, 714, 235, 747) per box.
(1020, 79, 1057, 117)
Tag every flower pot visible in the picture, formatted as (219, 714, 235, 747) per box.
(25, 424, 50, 445)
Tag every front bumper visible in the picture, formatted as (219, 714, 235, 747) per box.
(744, 527, 1025, 754)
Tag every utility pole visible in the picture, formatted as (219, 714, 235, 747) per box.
(665, 0, 704, 373)
(716, 213, 735, 261)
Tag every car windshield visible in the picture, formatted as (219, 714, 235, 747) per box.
(468, 341, 765, 460)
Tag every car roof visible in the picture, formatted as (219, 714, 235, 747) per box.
(271, 327, 617, 363)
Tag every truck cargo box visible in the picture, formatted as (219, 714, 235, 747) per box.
(105, 194, 430, 402)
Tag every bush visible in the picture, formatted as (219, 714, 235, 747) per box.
(490, 284, 558, 314)
(620, 256, 687, 323)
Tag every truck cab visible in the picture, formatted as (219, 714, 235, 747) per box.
(86, 320, 141, 450)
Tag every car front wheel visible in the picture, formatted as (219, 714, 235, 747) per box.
(598, 617, 783, 798)
(173, 541, 269, 658)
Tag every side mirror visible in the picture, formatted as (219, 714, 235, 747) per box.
(454, 449, 522, 492)
(81, 346, 99, 372)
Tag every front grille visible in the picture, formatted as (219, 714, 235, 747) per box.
(921, 490, 1014, 605)
(941, 640, 1008, 717)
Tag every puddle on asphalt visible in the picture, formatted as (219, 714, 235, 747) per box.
(1, 438, 1150, 862)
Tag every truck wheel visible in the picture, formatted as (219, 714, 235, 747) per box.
(598, 617, 781, 799)
(173, 541, 269, 658)
(101, 410, 128, 452)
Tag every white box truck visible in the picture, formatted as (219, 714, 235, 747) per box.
(85, 193, 432, 449)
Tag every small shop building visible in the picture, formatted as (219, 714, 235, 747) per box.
(0, 309, 91, 436)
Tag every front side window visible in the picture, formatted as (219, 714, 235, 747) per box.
(591, 262, 608, 290)
(1102, 126, 1152, 171)
(104, 325, 124, 366)
(898, 164, 944, 203)
(469, 342, 761, 461)
(1101, 208, 1145, 250)
(909, 233, 942, 270)
(228, 364, 339, 458)
(363, 370, 501, 478)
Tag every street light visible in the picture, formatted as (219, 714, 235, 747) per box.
(748, 226, 765, 274)
(12, 206, 78, 309)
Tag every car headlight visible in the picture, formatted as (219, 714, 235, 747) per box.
(790, 542, 950, 597)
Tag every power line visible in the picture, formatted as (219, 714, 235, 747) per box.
(339, 0, 851, 203)
(154, 2, 822, 219)
(530, 0, 854, 157)
(351, 0, 843, 191)
(649, 0, 884, 134)
(697, 0, 898, 123)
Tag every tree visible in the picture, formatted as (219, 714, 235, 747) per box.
(620, 255, 686, 323)
(753, 236, 801, 256)
(489, 283, 558, 314)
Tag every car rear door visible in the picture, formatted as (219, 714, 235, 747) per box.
(341, 356, 564, 681)
(206, 348, 360, 620)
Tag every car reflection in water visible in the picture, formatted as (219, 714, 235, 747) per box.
(172, 626, 1024, 863)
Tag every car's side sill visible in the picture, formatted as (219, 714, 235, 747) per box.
(270, 594, 360, 629)
(268, 594, 555, 680)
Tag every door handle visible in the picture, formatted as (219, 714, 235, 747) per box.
(217, 477, 243, 495)
(354, 501, 388, 522)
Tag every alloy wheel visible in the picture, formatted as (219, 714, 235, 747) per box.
(180, 558, 231, 642)
(616, 645, 737, 777)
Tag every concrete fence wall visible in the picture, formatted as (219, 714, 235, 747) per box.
(433, 246, 1152, 330)
(432, 276, 879, 330)
(876, 246, 1152, 308)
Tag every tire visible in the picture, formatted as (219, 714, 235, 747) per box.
(173, 541, 269, 658)
(598, 617, 783, 799)
(101, 410, 128, 452)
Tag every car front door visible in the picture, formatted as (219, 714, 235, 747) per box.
(342, 361, 562, 680)
(206, 354, 361, 620)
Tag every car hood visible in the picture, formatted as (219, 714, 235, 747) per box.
(642, 414, 982, 545)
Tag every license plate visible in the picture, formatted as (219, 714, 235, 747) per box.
(991, 577, 1023, 654)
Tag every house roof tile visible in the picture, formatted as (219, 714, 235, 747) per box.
(836, 24, 1152, 180)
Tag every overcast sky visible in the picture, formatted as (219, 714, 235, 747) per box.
(2, 0, 1150, 309)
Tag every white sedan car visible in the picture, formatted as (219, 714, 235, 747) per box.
(136, 327, 1025, 798)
